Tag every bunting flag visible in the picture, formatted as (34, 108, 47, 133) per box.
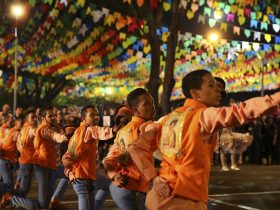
(0, 0, 279, 102)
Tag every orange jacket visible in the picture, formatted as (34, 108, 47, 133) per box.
(103, 116, 153, 193)
(33, 122, 66, 169)
(0, 124, 10, 142)
(129, 93, 280, 203)
(17, 123, 36, 164)
(63, 122, 114, 180)
(159, 101, 216, 203)
(0, 127, 20, 163)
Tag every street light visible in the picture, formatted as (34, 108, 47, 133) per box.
(10, 3, 24, 115)
(208, 32, 219, 43)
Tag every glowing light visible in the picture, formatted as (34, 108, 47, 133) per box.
(105, 87, 113, 95)
(11, 4, 24, 18)
(209, 33, 219, 42)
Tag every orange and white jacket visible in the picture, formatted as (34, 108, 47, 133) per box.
(17, 123, 36, 165)
(62, 122, 114, 181)
(33, 122, 67, 169)
(0, 127, 20, 163)
(129, 93, 280, 203)
(103, 116, 154, 193)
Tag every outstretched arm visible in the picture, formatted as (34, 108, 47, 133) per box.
(200, 93, 280, 134)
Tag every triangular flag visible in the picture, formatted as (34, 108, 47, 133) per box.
(244, 29, 251, 38)
(238, 16, 246, 25)
(191, 3, 199, 12)
(163, 2, 171, 11)
(208, 18, 216, 28)
(252, 43, 260, 51)
(260, 22, 268, 30)
(197, 15, 205, 24)
(220, 22, 227, 32)
(272, 24, 280, 33)
(233, 26, 240, 35)
(187, 10, 194, 19)
(264, 34, 271, 43)
(253, 31, 261, 41)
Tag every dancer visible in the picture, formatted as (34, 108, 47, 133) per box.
(128, 70, 280, 210)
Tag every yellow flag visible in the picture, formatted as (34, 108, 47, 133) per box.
(186, 10, 194, 19)
(264, 34, 271, 42)
(230, 5, 238, 14)
(163, 2, 171, 11)
(237, 8, 243, 16)
(263, 15, 268, 23)
(77, 0, 85, 7)
(119, 33, 126, 40)
(220, 22, 227, 32)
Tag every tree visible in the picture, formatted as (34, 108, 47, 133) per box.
(0, 66, 70, 107)
(21, 74, 70, 107)
(127, 1, 184, 114)
(160, 0, 184, 114)
(145, 8, 162, 110)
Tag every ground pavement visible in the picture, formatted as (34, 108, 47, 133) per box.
(4, 165, 280, 210)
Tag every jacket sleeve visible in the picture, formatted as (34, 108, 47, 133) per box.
(127, 122, 160, 183)
(62, 151, 75, 177)
(102, 143, 122, 180)
(200, 92, 280, 134)
(40, 127, 67, 143)
(86, 126, 114, 142)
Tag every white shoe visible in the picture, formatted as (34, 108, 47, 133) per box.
(221, 166, 229, 171)
(231, 166, 240, 170)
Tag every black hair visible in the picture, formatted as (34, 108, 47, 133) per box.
(39, 107, 53, 120)
(214, 77, 227, 106)
(24, 109, 36, 120)
(214, 77, 226, 89)
(15, 116, 24, 122)
(182, 70, 211, 99)
(127, 88, 148, 108)
(113, 104, 126, 117)
(81, 105, 96, 120)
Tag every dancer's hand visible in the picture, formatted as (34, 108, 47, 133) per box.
(117, 151, 132, 166)
(68, 171, 76, 183)
(113, 123, 124, 134)
(151, 176, 170, 198)
(113, 173, 129, 188)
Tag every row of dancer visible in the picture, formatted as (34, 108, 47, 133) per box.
(0, 105, 126, 210)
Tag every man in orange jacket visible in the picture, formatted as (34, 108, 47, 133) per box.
(128, 70, 280, 210)
(16, 109, 37, 196)
(0, 118, 23, 190)
(103, 88, 156, 210)
(62, 105, 120, 210)
(33, 107, 68, 209)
